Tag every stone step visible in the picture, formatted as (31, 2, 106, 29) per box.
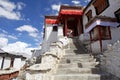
(58, 63, 78, 68)
(63, 54, 92, 58)
(58, 62, 99, 68)
(52, 74, 110, 80)
(59, 58, 96, 64)
(77, 62, 99, 68)
(56, 68, 100, 74)
(64, 53, 90, 56)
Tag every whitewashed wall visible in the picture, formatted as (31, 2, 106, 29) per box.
(13, 58, 21, 70)
(91, 41, 101, 53)
(83, 0, 120, 30)
(58, 25, 63, 37)
(81, 0, 120, 53)
(45, 24, 58, 43)
(0, 57, 3, 69)
(21, 60, 26, 68)
(101, 0, 120, 18)
(3, 57, 11, 69)
(83, 5, 96, 32)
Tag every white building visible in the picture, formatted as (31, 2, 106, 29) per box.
(0, 49, 26, 70)
(44, 16, 63, 43)
(81, 0, 120, 53)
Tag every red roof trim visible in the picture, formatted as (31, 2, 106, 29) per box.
(60, 10, 83, 15)
(45, 19, 58, 24)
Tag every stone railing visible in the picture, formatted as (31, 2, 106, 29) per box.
(23, 37, 69, 80)
(100, 40, 120, 79)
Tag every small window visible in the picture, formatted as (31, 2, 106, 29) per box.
(86, 10, 92, 21)
(93, 0, 109, 15)
(115, 8, 120, 23)
(53, 26, 58, 31)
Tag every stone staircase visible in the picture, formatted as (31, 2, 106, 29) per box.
(51, 38, 111, 80)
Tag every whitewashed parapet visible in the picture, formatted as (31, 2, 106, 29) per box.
(50, 42, 65, 58)
(25, 37, 70, 80)
(58, 36, 69, 48)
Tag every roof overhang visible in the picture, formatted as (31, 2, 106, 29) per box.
(85, 16, 119, 33)
(60, 9, 83, 15)
(45, 16, 58, 24)
(45, 19, 58, 24)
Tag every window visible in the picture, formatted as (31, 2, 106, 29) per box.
(93, 0, 109, 15)
(53, 26, 58, 31)
(91, 26, 111, 41)
(115, 8, 120, 23)
(86, 10, 92, 21)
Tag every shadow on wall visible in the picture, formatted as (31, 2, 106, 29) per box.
(47, 31, 58, 43)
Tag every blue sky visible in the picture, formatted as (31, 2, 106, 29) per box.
(0, 0, 90, 56)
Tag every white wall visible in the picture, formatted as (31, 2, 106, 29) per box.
(13, 58, 21, 70)
(83, 0, 120, 32)
(21, 60, 26, 68)
(91, 27, 120, 53)
(83, 5, 96, 32)
(58, 25, 63, 37)
(91, 41, 101, 53)
(3, 57, 11, 69)
(101, 0, 120, 18)
(0, 57, 3, 69)
(102, 27, 120, 50)
(45, 24, 58, 43)
(81, 0, 120, 53)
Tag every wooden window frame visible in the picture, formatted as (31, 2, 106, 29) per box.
(86, 10, 92, 21)
(90, 26, 111, 41)
(115, 8, 120, 23)
(93, 0, 109, 15)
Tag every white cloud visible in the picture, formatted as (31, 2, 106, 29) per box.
(16, 25, 39, 38)
(2, 41, 34, 57)
(72, 0, 81, 5)
(51, 4, 60, 12)
(29, 33, 38, 38)
(0, 28, 18, 40)
(0, 0, 24, 20)
(7, 35, 18, 40)
(84, 0, 91, 3)
(17, 2, 26, 10)
(0, 33, 18, 40)
(0, 37, 8, 48)
(16, 25, 38, 33)
(0, 37, 36, 57)
(0, 28, 18, 39)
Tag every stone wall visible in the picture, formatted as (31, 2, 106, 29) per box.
(22, 37, 69, 80)
(101, 40, 120, 79)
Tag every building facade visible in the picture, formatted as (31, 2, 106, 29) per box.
(82, 0, 120, 53)
(0, 49, 26, 79)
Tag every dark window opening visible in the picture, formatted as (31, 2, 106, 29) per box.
(93, 0, 109, 15)
(53, 26, 58, 31)
(86, 10, 92, 21)
(115, 8, 120, 23)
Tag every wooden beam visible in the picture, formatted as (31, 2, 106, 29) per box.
(108, 26, 112, 39)
(89, 31, 92, 53)
(10, 58, 14, 68)
(1, 57, 5, 69)
(65, 17, 68, 36)
(77, 18, 81, 35)
(98, 26, 102, 52)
